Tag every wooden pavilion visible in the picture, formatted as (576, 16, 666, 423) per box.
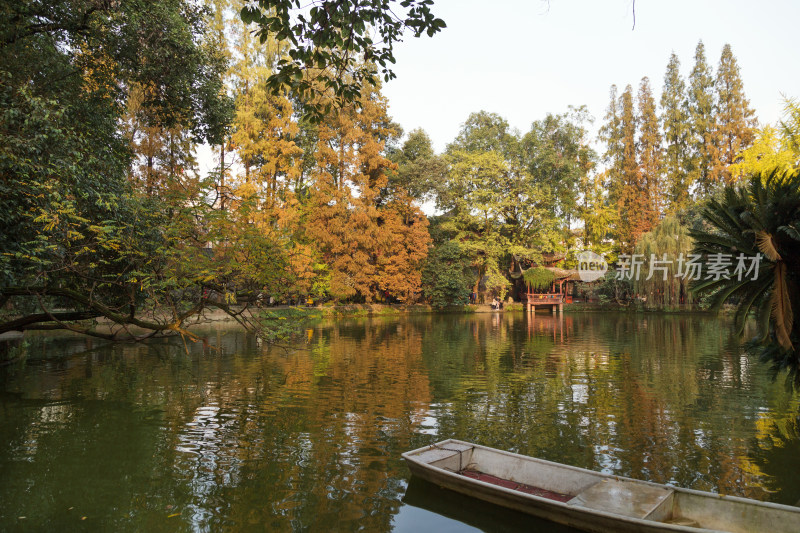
(521, 266, 581, 313)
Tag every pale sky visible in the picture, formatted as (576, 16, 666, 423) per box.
(382, 0, 800, 153)
(197, 1, 799, 178)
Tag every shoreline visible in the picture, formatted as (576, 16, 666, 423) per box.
(0, 301, 715, 337)
(0, 302, 720, 364)
(0, 302, 716, 344)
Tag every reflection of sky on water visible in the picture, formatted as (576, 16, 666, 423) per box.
(417, 412, 439, 436)
(175, 402, 245, 532)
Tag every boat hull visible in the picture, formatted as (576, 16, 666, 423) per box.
(405, 460, 680, 533)
(402, 439, 800, 533)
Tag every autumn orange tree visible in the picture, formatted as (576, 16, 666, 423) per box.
(603, 83, 656, 252)
(178, 0, 321, 311)
(306, 82, 430, 302)
(304, 84, 430, 302)
(1, 0, 443, 341)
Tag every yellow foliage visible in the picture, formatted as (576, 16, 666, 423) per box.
(730, 125, 796, 180)
(76, 44, 118, 98)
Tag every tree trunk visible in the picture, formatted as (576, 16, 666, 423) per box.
(219, 143, 226, 210)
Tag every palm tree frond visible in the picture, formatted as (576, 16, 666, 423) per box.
(756, 230, 782, 261)
(778, 223, 800, 241)
(771, 261, 794, 350)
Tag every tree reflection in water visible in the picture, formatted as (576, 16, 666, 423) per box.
(1, 312, 798, 531)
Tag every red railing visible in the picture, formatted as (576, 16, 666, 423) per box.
(525, 293, 564, 305)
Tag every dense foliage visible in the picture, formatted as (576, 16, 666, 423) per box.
(523, 267, 555, 291)
(692, 170, 800, 385)
(421, 241, 471, 307)
(432, 109, 592, 300)
(633, 217, 694, 308)
(0, 0, 235, 339)
(600, 40, 756, 251)
(3, 0, 798, 388)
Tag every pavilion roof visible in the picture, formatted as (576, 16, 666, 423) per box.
(544, 266, 581, 280)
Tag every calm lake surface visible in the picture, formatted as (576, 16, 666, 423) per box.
(2, 312, 799, 531)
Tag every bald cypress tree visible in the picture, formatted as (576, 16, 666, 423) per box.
(660, 52, 691, 213)
(713, 43, 756, 184)
(600, 85, 623, 205)
(598, 85, 626, 251)
(618, 84, 643, 251)
(687, 41, 716, 196)
(637, 77, 663, 229)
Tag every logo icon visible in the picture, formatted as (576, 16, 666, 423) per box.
(576, 251, 607, 282)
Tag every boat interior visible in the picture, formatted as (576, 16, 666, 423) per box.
(406, 441, 799, 533)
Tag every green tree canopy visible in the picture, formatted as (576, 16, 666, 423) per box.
(521, 106, 596, 228)
(688, 40, 716, 196)
(448, 111, 518, 155)
(387, 128, 446, 203)
(241, 0, 446, 120)
(661, 52, 692, 214)
(523, 267, 555, 291)
(0, 0, 237, 339)
(633, 217, 694, 308)
(421, 241, 471, 307)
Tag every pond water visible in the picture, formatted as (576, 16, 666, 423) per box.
(1, 312, 799, 531)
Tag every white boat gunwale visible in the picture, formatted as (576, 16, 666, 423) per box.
(402, 438, 800, 533)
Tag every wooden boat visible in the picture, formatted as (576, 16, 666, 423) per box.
(402, 439, 800, 533)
